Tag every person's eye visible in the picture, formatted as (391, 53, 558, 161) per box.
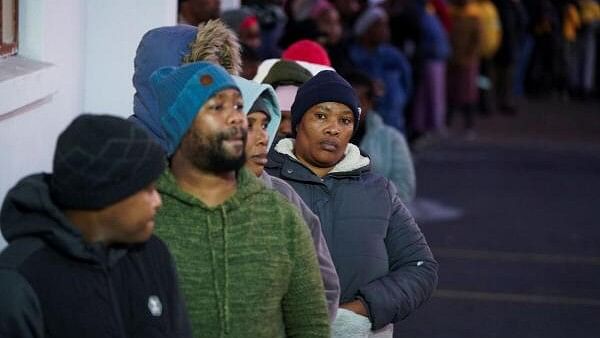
(234, 102, 244, 111)
(209, 104, 224, 111)
(341, 117, 353, 125)
(315, 113, 326, 120)
(261, 122, 268, 130)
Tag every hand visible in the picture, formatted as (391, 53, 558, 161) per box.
(340, 299, 369, 317)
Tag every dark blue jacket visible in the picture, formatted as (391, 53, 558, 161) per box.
(348, 43, 412, 133)
(265, 140, 438, 330)
(0, 174, 192, 338)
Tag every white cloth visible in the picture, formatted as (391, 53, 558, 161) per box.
(274, 138, 370, 174)
(331, 309, 393, 338)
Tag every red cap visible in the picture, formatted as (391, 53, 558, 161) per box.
(282, 39, 331, 67)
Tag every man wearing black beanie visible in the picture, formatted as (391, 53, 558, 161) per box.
(266, 70, 438, 337)
(0, 114, 192, 338)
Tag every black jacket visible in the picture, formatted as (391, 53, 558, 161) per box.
(0, 174, 192, 338)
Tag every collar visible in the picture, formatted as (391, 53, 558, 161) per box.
(274, 138, 370, 174)
(157, 167, 264, 209)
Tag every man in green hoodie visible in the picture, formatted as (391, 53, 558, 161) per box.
(149, 62, 329, 337)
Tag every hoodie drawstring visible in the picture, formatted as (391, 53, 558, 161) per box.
(220, 206, 230, 334)
(206, 215, 225, 336)
(206, 208, 231, 336)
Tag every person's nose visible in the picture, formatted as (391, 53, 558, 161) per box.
(151, 188, 162, 210)
(256, 128, 268, 145)
(227, 107, 246, 127)
(324, 120, 341, 136)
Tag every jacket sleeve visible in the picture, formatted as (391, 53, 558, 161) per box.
(357, 181, 438, 330)
(0, 270, 44, 338)
(388, 131, 417, 203)
(284, 184, 341, 322)
(281, 207, 331, 337)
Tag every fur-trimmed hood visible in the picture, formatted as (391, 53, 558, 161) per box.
(130, 21, 242, 153)
(182, 19, 242, 75)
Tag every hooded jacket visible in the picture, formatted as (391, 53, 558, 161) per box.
(235, 76, 341, 320)
(234, 76, 281, 150)
(266, 139, 438, 330)
(130, 25, 198, 152)
(130, 23, 244, 154)
(0, 174, 192, 338)
(154, 168, 330, 337)
(348, 43, 413, 133)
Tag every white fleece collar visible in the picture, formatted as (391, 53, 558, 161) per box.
(275, 138, 370, 174)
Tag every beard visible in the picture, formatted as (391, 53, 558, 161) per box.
(182, 126, 247, 174)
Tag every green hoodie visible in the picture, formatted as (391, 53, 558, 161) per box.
(154, 168, 330, 338)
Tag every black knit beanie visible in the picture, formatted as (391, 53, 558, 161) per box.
(290, 70, 361, 136)
(50, 114, 166, 210)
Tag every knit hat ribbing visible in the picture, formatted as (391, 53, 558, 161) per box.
(150, 62, 239, 156)
(50, 114, 166, 210)
(291, 70, 361, 136)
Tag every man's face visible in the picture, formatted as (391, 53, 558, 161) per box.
(98, 183, 162, 244)
(294, 102, 355, 172)
(277, 110, 293, 138)
(245, 111, 270, 176)
(179, 89, 248, 173)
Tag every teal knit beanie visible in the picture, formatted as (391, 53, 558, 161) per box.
(150, 62, 239, 156)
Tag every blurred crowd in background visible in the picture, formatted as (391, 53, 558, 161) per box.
(179, 0, 600, 144)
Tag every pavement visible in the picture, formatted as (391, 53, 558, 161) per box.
(395, 96, 600, 338)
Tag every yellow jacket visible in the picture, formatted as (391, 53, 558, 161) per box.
(472, 0, 502, 58)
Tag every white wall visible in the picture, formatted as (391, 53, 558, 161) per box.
(221, 0, 241, 11)
(84, 0, 177, 117)
(0, 0, 177, 250)
(0, 0, 85, 249)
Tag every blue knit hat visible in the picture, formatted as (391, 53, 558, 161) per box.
(291, 70, 361, 136)
(150, 62, 239, 155)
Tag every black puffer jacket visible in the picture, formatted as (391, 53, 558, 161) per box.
(266, 139, 438, 330)
(0, 174, 192, 338)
